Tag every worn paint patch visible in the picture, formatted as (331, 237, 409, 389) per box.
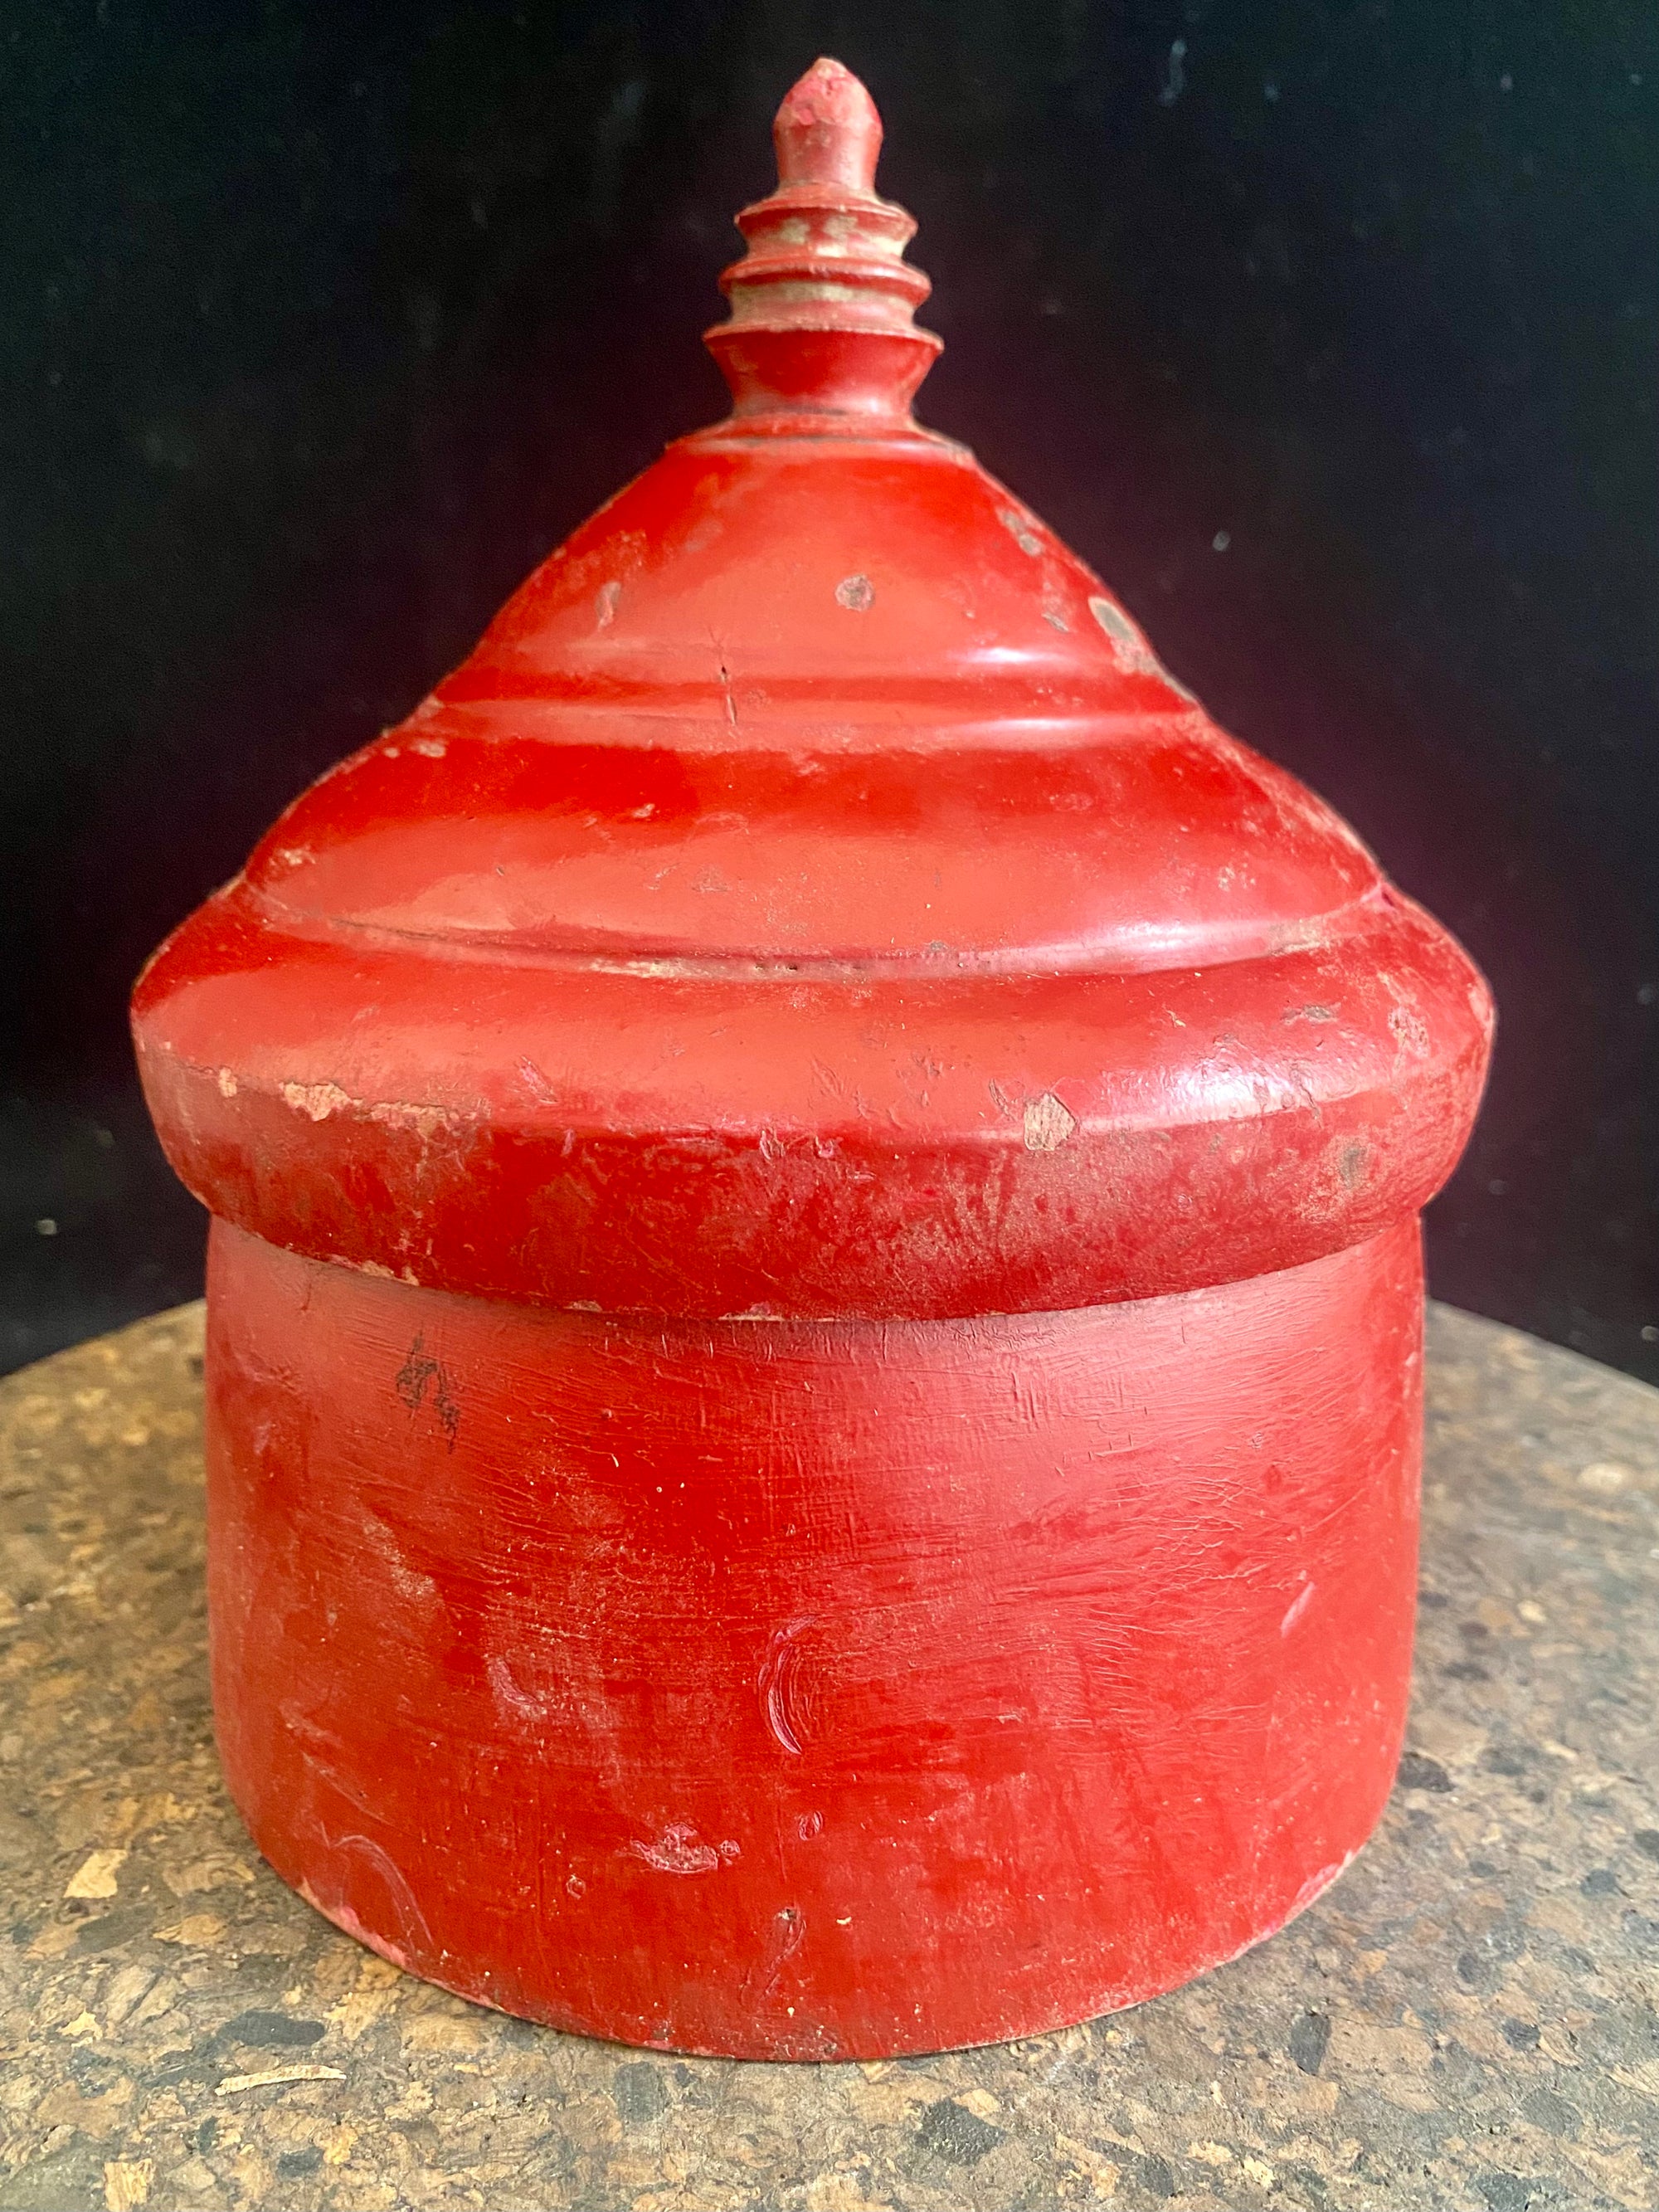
(997, 507, 1043, 557)
(627, 1825, 727, 1875)
(1088, 595, 1160, 676)
(1288, 1849, 1357, 1917)
(834, 574, 874, 611)
(280, 1080, 355, 1122)
(365, 1100, 455, 1142)
(1023, 1093, 1078, 1152)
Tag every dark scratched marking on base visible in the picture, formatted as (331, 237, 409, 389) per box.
(394, 1332, 460, 1449)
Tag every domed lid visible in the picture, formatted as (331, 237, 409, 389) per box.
(134, 61, 1491, 1320)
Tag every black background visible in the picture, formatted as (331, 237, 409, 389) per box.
(3, 0, 1656, 1378)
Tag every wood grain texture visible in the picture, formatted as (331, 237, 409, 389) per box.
(3, 1300, 1657, 2208)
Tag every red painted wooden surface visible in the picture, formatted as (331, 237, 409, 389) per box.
(208, 1216, 1423, 2059)
(135, 60, 1491, 2054)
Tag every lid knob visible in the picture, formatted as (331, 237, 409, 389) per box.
(773, 54, 882, 189)
(705, 60, 942, 426)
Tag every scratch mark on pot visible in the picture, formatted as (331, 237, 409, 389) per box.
(758, 1903, 807, 1998)
(283, 1704, 378, 1817)
(596, 579, 622, 628)
(760, 1617, 815, 1754)
(1024, 1093, 1078, 1152)
(1281, 1581, 1316, 1635)
(326, 1831, 435, 1953)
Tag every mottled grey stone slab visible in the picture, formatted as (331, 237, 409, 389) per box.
(1, 1300, 1657, 2211)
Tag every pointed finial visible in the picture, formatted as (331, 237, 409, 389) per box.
(703, 61, 941, 426)
(774, 57, 882, 192)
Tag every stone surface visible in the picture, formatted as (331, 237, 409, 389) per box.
(1, 1298, 1657, 2212)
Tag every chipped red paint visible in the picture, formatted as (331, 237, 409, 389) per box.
(134, 59, 1491, 2057)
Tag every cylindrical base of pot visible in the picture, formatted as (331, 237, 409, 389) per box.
(203, 1216, 1423, 2059)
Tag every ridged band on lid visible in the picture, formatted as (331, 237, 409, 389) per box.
(705, 59, 942, 424)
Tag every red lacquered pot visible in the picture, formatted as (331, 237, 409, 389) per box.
(133, 60, 1492, 2059)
